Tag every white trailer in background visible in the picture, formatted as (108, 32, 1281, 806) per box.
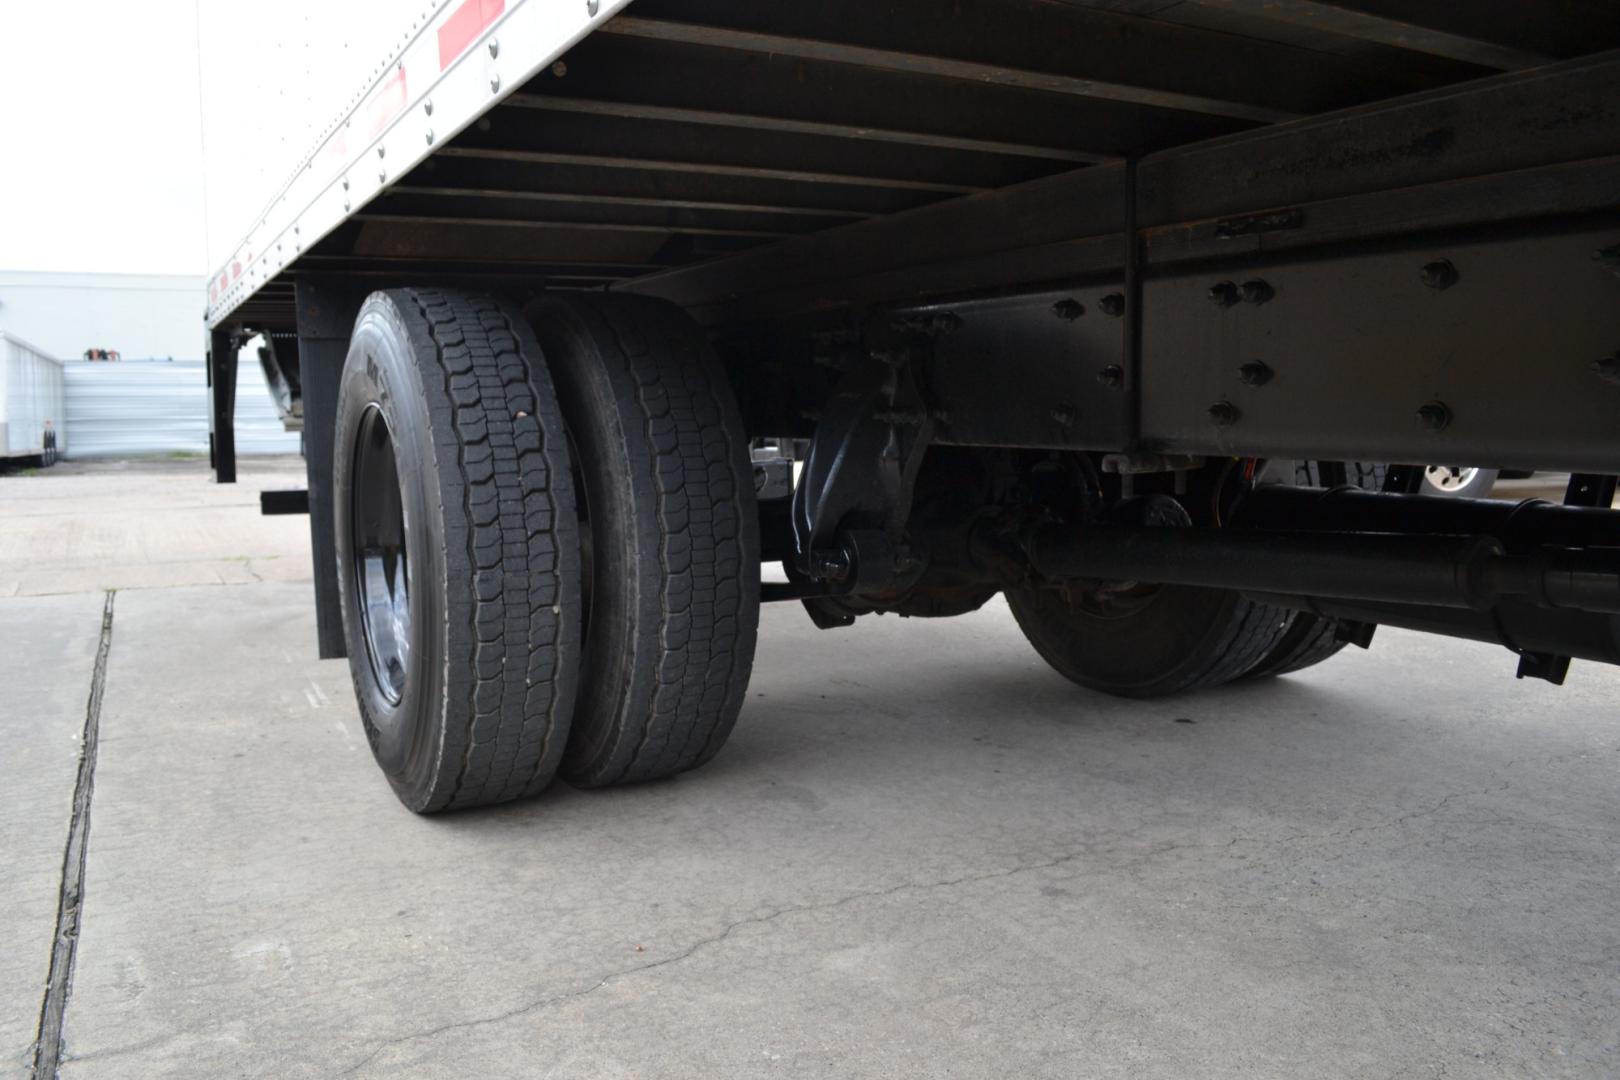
(0, 332, 65, 463)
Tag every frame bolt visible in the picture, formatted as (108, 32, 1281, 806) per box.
(488, 37, 499, 58)
(587, 0, 601, 13)
(1096, 364, 1124, 389)
(1208, 281, 1240, 307)
(1237, 360, 1274, 386)
(1098, 293, 1126, 318)
(1050, 404, 1077, 428)
(1207, 400, 1241, 426)
(1416, 401, 1452, 431)
(1590, 354, 1620, 385)
(1420, 259, 1458, 289)
(812, 549, 851, 583)
(1052, 299, 1085, 321)
(1240, 279, 1274, 305)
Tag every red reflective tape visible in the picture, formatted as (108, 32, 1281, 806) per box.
(320, 128, 350, 168)
(438, 0, 504, 71)
(365, 66, 409, 139)
(231, 260, 241, 282)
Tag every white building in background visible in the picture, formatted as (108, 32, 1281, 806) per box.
(0, 271, 203, 359)
(0, 270, 298, 458)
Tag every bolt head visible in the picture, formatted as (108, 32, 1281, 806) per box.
(587, 0, 601, 13)
(1050, 404, 1077, 428)
(1052, 299, 1084, 321)
(1099, 293, 1126, 318)
(1238, 360, 1274, 386)
(1096, 364, 1124, 389)
(490, 74, 501, 92)
(1416, 401, 1452, 431)
(813, 551, 850, 583)
(1208, 281, 1240, 307)
(488, 38, 499, 58)
(1240, 279, 1274, 305)
(1420, 259, 1458, 289)
(1590, 355, 1620, 385)
(1207, 400, 1241, 427)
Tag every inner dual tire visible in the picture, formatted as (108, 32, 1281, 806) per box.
(1008, 460, 1389, 699)
(1007, 583, 1292, 698)
(527, 295, 760, 789)
(333, 288, 757, 812)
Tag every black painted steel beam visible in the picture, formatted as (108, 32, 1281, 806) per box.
(501, 94, 1096, 164)
(602, 15, 1300, 124)
(1192, 0, 1620, 70)
(623, 49, 1620, 314)
(615, 0, 1461, 117)
(544, 32, 1246, 164)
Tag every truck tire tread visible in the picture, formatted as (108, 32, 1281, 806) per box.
(529, 294, 760, 788)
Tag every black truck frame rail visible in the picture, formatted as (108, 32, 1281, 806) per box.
(622, 48, 1620, 473)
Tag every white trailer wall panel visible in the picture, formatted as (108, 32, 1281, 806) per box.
(62, 358, 299, 459)
(0, 332, 67, 458)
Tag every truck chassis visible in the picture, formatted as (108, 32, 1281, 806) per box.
(203, 0, 1620, 809)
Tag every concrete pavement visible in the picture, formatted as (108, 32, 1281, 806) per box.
(0, 592, 106, 1080)
(1, 459, 1617, 1078)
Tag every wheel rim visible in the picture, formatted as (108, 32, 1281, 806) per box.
(1425, 465, 1478, 493)
(1060, 580, 1163, 619)
(351, 404, 411, 705)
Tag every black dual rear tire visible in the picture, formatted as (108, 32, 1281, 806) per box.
(1008, 460, 1390, 699)
(1240, 460, 1393, 681)
(1007, 584, 1291, 699)
(334, 288, 758, 811)
(527, 294, 760, 789)
(334, 289, 583, 813)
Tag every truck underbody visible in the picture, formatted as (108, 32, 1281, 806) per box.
(204, 1, 1620, 809)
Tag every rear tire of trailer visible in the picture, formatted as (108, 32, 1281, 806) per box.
(525, 294, 760, 789)
(1241, 460, 1388, 681)
(1006, 584, 1291, 699)
(1240, 614, 1349, 680)
(333, 288, 582, 813)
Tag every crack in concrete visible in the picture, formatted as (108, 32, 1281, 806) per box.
(332, 783, 1500, 1076)
(58, 1031, 176, 1066)
(31, 591, 116, 1080)
(334, 851, 1097, 1076)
